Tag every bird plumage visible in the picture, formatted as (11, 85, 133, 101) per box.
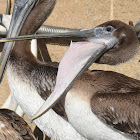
(0, 109, 35, 140)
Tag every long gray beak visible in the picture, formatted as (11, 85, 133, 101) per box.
(0, 28, 97, 43)
(0, 0, 43, 82)
(32, 37, 118, 120)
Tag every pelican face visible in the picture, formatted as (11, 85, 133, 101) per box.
(94, 20, 139, 65)
(32, 22, 119, 120)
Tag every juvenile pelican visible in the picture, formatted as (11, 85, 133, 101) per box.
(33, 20, 140, 140)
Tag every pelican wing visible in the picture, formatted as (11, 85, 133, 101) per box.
(91, 71, 140, 139)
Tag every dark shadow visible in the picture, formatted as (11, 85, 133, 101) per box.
(33, 126, 50, 140)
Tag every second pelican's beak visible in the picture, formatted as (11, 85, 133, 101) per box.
(32, 36, 118, 120)
(0, 0, 43, 82)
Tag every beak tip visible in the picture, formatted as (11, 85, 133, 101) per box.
(30, 119, 34, 123)
(31, 111, 44, 121)
(31, 115, 38, 121)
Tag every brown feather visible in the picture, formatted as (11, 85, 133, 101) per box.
(0, 109, 35, 140)
(88, 70, 140, 140)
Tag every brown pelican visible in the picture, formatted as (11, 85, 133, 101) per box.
(32, 20, 140, 140)
(0, 109, 35, 140)
(0, 0, 88, 139)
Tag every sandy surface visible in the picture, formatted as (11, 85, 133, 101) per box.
(0, 0, 140, 134)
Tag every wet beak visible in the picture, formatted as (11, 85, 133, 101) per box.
(32, 37, 118, 120)
(0, 0, 42, 82)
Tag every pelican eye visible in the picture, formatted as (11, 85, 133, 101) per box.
(106, 26, 113, 32)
